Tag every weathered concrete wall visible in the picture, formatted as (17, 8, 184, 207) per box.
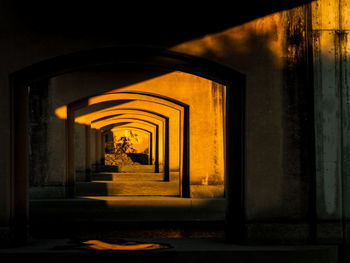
(313, 0, 343, 223)
(28, 79, 69, 199)
(46, 79, 67, 185)
(311, 0, 350, 251)
(29, 82, 49, 186)
(173, 10, 313, 222)
(172, 14, 287, 220)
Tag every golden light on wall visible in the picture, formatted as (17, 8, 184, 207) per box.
(55, 105, 67, 119)
(81, 240, 170, 250)
(170, 13, 284, 68)
(51, 71, 225, 198)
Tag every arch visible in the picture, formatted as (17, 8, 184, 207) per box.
(10, 46, 245, 243)
(76, 107, 170, 179)
(78, 111, 166, 132)
(93, 107, 170, 181)
(92, 114, 166, 171)
(77, 107, 170, 124)
(101, 126, 153, 165)
(76, 104, 175, 175)
(74, 91, 187, 110)
(109, 126, 151, 139)
(95, 118, 159, 172)
(76, 108, 167, 161)
(67, 92, 186, 198)
(108, 126, 153, 167)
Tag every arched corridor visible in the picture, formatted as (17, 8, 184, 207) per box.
(2, 2, 347, 261)
(11, 48, 245, 244)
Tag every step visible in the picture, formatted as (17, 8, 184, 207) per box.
(29, 197, 226, 223)
(76, 181, 180, 196)
(0, 238, 338, 263)
(96, 165, 165, 173)
(118, 165, 160, 173)
(91, 172, 179, 181)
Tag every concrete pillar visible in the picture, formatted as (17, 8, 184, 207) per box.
(312, 0, 343, 243)
(163, 118, 170, 181)
(95, 130, 100, 170)
(12, 82, 30, 243)
(74, 123, 86, 182)
(149, 132, 152, 164)
(338, 0, 350, 261)
(341, 30, 350, 258)
(224, 81, 246, 243)
(341, 8, 350, 257)
(85, 125, 91, 182)
(181, 106, 190, 197)
(155, 125, 159, 173)
(90, 129, 96, 171)
(100, 131, 105, 166)
(66, 104, 75, 198)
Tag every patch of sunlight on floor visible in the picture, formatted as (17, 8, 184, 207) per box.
(53, 238, 172, 251)
(81, 239, 171, 250)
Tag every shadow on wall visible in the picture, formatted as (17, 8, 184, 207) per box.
(11, 1, 313, 47)
(172, 13, 286, 218)
(127, 153, 149, 164)
(171, 6, 314, 221)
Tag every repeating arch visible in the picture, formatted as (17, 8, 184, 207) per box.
(93, 114, 165, 165)
(96, 118, 158, 170)
(76, 105, 173, 174)
(67, 91, 187, 199)
(10, 46, 245, 243)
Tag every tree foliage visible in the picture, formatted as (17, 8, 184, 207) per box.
(112, 131, 138, 165)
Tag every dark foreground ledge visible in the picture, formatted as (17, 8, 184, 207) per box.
(0, 238, 338, 263)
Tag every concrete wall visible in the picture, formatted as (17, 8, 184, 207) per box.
(0, 1, 320, 245)
(172, 12, 313, 223)
(74, 123, 86, 180)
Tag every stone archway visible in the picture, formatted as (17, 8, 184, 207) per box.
(66, 91, 187, 198)
(10, 47, 245, 243)
(83, 108, 170, 180)
(95, 118, 159, 172)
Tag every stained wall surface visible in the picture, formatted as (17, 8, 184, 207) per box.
(311, 0, 350, 246)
